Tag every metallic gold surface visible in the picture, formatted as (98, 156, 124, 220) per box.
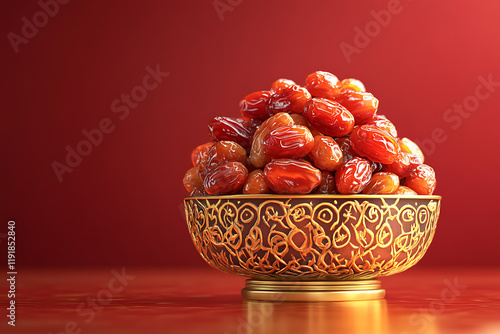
(242, 279, 385, 301)
(184, 195, 440, 281)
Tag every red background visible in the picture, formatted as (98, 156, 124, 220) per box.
(2, 0, 500, 268)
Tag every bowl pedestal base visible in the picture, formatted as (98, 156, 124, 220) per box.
(241, 279, 385, 302)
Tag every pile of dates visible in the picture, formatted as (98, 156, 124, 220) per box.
(183, 71, 436, 196)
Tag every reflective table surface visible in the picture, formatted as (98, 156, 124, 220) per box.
(2, 267, 500, 333)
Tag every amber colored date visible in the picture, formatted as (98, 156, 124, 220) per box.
(314, 171, 337, 194)
(350, 125, 400, 164)
(340, 78, 366, 92)
(266, 85, 312, 115)
(335, 157, 372, 194)
(290, 114, 308, 127)
(243, 169, 269, 194)
(305, 71, 340, 100)
(203, 161, 248, 195)
(183, 166, 203, 193)
(391, 186, 418, 195)
(208, 116, 254, 149)
(402, 164, 436, 195)
(249, 112, 294, 168)
(270, 78, 296, 94)
(264, 159, 321, 194)
(304, 98, 355, 137)
(334, 90, 379, 125)
(200, 141, 247, 178)
(399, 137, 425, 163)
(263, 125, 314, 159)
(362, 172, 399, 194)
(365, 115, 398, 138)
(239, 91, 272, 120)
(191, 142, 213, 169)
(308, 135, 344, 171)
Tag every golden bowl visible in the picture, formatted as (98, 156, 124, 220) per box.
(184, 194, 441, 301)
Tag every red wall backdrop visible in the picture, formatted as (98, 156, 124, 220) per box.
(2, 0, 500, 268)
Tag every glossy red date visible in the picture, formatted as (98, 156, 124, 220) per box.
(263, 125, 314, 159)
(304, 98, 355, 137)
(203, 161, 248, 195)
(334, 90, 379, 125)
(264, 159, 321, 194)
(266, 85, 312, 115)
(239, 91, 272, 120)
(305, 71, 340, 100)
(335, 157, 372, 194)
(350, 125, 400, 164)
(208, 116, 253, 149)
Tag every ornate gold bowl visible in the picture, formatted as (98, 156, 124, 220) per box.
(184, 194, 440, 301)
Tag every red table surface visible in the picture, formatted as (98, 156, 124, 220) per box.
(1, 267, 500, 334)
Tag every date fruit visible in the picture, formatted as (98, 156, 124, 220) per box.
(402, 164, 436, 195)
(264, 159, 321, 194)
(335, 157, 372, 194)
(304, 98, 355, 137)
(340, 78, 366, 92)
(239, 91, 272, 120)
(243, 169, 269, 194)
(399, 137, 425, 163)
(270, 78, 296, 94)
(249, 112, 294, 168)
(208, 116, 253, 149)
(263, 125, 314, 159)
(305, 71, 340, 100)
(391, 186, 418, 195)
(362, 172, 399, 194)
(334, 90, 379, 125)
(350, 125, 400, 164)
(203, 161, 248, 195)
(365, 115, 398, 138)
(200, 141, 247, 178)
(191, 142, 213, 169)
(183, 166, 203, 193)
(308, 136, 344, 171)
(266, 85, 312, 115)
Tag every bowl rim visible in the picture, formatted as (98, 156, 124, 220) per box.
(184, 194, 442, 200)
